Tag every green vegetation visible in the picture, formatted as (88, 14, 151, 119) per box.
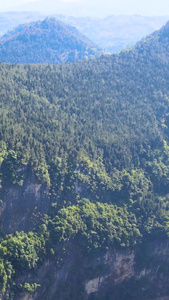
(1, 21, 169, 298)
(0, 18, 102, 64)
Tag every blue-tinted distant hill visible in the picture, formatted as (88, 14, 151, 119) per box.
(0, 12, 169, 53)
(54, 14, 169, 52)
(0, 18, 102, 64)
(0, 11, 44, 37)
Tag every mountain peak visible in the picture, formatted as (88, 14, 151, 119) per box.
(0, 18, 101, 64)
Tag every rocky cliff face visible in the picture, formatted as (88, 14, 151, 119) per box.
(1, 176, 169, 300)
(8, 238, 169, 300)
(0, 174, 50, 233)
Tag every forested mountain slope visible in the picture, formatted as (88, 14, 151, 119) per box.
(0, 18, 101, 64)
(1, 21, 169, 299)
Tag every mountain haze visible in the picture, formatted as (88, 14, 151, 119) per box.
(0, 12, 169, 53)
(1, 20, 169, 300)
(52, 14, 169, 52)
(0, 11, 44, 37)
(0, 18, 101, 64)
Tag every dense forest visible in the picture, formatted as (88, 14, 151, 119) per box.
(1, 20, 169, 299)
(0, 18, 101, 64)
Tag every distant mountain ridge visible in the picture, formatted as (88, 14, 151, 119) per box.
(0, 12, 169, 53)
(0, 11, 44, 37)
(0, 17, 101, 64)
(55, 14, 169, 52)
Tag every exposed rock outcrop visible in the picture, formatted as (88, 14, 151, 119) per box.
(0, 174, 50, 233)
(6, 238, 169, 300)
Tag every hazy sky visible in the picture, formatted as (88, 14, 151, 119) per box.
(1, 0, 169, 17)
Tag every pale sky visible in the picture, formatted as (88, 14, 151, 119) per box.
(1, 0, 169, 17)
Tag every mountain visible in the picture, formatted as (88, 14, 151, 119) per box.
(0, 18, 101, 64)
(0, 12, 168, 53)
(0, 11, 45, 37)
(54, 14, 169, 52)
(1, 21, 169, 299)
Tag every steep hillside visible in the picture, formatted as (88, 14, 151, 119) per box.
(1, 21, 169, 299)
(0, 18, 101, 64)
